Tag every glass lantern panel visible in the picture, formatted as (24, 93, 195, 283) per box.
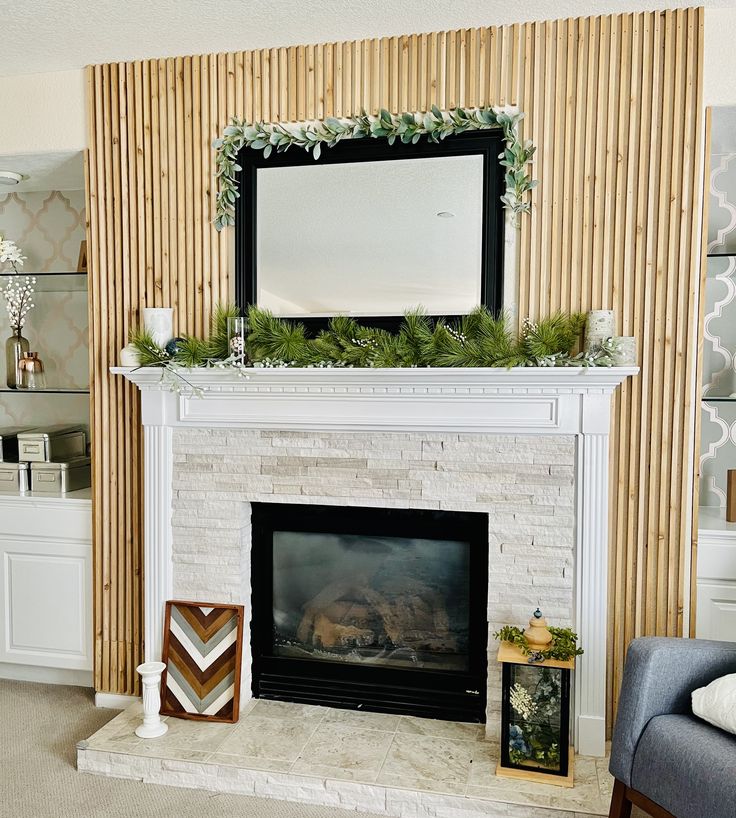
(507, 664, 564, 772)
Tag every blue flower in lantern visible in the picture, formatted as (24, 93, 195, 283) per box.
(509, 724, 530, 756)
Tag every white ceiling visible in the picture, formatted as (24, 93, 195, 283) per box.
(1, 0, 733, 78)
(0, 152, 84, 191)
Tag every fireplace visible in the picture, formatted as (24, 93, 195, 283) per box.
(250, 502, 489, 722)
(116, 364, 636, 755)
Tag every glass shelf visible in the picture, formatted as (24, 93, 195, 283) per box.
(707, 252, 736, 258)
(0, 270, 86, 276)
(0, 388, 89, 394)
(1, 272, 87, 293)
(701, 396, 736, 402)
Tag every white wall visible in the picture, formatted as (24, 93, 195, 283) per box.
(0, 7, 728, 151)
(704, 8, 736, 107)
(0, 70, 86, 155)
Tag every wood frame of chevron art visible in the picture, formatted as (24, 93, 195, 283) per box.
(160, 600, 245, 723)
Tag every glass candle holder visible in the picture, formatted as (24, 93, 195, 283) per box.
(610, 336, 637, 366)
(227, 317, 249, 364)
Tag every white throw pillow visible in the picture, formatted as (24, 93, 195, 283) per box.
(692, 673, 736, 735)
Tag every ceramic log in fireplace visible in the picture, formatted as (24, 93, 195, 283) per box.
(250, 502, 489, 722)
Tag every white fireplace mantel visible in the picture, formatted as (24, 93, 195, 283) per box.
(113, 365, 637, 757)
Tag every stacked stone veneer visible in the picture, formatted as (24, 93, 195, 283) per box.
(171, 428, 576, 738)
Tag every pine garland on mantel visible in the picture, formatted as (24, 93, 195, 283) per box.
(129, 305, 619, 375)
(213, 106, 537, 230)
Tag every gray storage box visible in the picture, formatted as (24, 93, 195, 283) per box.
(0, 461, 30, 493)
(17, 425, 87, 463)
(0, 427, 36, 462)
(31, 457, 91, 494)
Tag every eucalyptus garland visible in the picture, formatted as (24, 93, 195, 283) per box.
(213, 106, 537, 230)
(129, 304, 618, 379)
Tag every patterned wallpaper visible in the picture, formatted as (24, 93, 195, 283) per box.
(0, 190, 85, 273)
(0, 190, 90, 433)
(700, 108, 736, 507)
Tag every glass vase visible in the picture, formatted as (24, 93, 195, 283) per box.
(227, 317, 249, 365)
(5, 330, 29, 389)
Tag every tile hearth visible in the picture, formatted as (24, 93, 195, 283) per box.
(78, 700, 612, 818)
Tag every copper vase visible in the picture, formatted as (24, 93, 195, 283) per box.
(18, 351, 46, 390)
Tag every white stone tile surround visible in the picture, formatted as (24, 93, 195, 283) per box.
(114, 365, 638, 757)
(171, 428, 576, 739)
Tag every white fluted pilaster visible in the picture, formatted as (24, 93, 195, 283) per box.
(143, 425, 173, 663)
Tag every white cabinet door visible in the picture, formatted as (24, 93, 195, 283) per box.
(696, 582, 736, 642)
(0, 496, 92, 672)
(697, 512, 736, 642)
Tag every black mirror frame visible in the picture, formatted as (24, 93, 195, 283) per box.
(235, 129, 506, 334)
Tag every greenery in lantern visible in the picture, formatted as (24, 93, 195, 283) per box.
(508, 667, 564, 767)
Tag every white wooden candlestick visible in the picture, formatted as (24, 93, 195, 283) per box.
(135, 661, 168, 738)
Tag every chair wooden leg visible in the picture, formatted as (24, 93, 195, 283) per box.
(609, 778, 633, 818)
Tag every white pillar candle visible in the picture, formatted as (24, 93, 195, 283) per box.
(586, 310, 615, 338)
(610, 336, 637, 366)
(135, 661, 168, 739)
(143, 307, 174, 349)
(585, 310, 616, 352)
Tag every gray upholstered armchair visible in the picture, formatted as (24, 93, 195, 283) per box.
(609, 637, 736, 818)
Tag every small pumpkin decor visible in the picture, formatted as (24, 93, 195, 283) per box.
(494, 610, 583, 787)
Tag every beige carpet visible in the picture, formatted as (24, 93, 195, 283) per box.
(0, 679, 385, 818)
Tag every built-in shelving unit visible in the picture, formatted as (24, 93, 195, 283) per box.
(1, 181, 92, 687)
(697, 108, 736, 644)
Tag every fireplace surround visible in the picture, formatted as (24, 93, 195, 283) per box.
(114, 364, 636, 757)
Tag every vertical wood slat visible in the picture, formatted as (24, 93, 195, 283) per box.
(87, 11, 705, 733)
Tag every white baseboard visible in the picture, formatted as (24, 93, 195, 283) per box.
(94, 691, 140, 709)
(0, 662, 93, 687)
(576, 714, 606, 757)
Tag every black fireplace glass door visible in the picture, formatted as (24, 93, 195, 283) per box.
(272, 531, 471, 672)
(250, 503, 488, 722)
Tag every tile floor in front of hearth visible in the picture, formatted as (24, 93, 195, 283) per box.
(81, 699, 613, 815)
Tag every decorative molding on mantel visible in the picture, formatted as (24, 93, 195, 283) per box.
(113, 364, 637, 757)
(112, 367, 637, 435)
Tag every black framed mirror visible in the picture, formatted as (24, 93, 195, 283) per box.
(235, 129, 506, 333)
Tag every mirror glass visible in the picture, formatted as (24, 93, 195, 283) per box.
(256, 154, 484, 317)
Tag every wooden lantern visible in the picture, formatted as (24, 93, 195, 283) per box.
(497, 641, 575, 787)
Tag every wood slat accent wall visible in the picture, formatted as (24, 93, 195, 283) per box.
(86, 9, 704, 730)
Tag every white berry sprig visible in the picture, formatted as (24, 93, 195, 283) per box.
(3, 275, 36, 331)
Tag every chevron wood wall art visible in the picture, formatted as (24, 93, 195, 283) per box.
(160, 601, 244, 723)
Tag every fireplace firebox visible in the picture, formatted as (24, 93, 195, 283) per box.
(250, 502, 489, 722)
